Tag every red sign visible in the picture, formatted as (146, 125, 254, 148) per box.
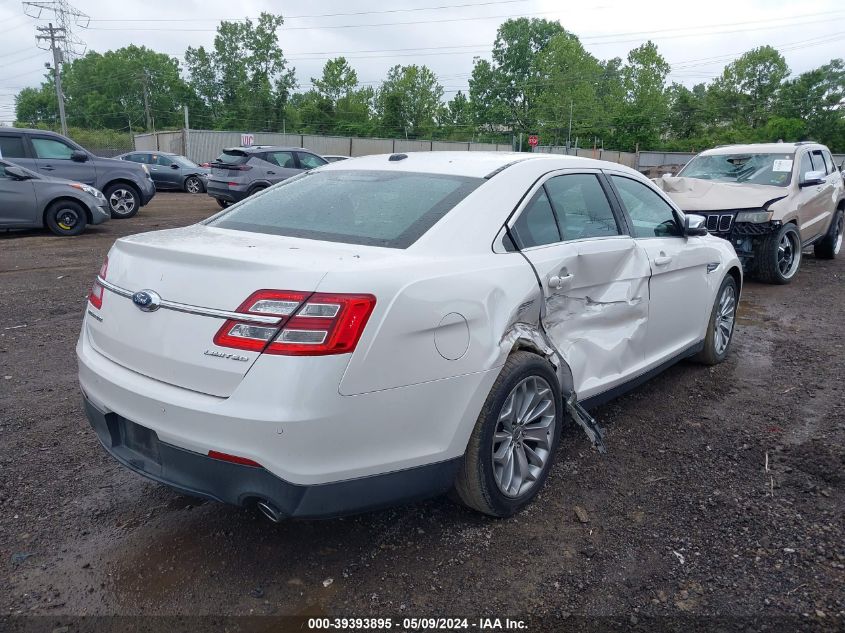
(528, 134, 539, 147)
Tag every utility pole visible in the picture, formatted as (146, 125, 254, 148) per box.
(567, 100, 573, 155)
(141, 70, 154, 132)
(36, 23, 68, 135)
(183, 105, 190, 158)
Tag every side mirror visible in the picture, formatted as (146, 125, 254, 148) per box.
(800, 170, 825, 187)
(170, 163, 180, 169)
(684, 214, 708, 237)
(4, 164, 33, 180)
(71, 150, 89, 162)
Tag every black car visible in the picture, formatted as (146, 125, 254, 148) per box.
(117, 151, 210, 194)
(0, 128, 155, 219)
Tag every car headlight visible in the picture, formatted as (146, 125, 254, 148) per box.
(735, 210, 772, 223)
(70, 183, 105, 200)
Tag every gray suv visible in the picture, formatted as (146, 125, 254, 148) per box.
(206, 146, 327, 208)
(0, 128, 155, 219)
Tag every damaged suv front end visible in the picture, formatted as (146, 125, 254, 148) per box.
(656, 143, 844, 284)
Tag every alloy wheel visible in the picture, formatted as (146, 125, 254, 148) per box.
(777, 230, 801, 278)
(492, 376, 556, 498)
(186, 177, 202, 194)
(714, 284, 736, 356)
(109, 188, 136, 215)
(834, 214, 843, 256)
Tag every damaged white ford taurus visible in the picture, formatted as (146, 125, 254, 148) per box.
(77, 152, 742, 520)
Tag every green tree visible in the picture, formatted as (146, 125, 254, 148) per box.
(375, 65, 444, 138)
(184, 12, 296, 130)
(709, 45, 789, 129)
(14, 81, 57, 127)
(469, 18, 564, 136)
(535, 31, 603, 146)
(618, 41, 670, 150)
(776, 58, 845, 150)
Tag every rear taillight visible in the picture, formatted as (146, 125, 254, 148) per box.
(213, 290, 376, 356)
(88, 256, 108, 309)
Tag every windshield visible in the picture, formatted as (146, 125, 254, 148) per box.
(679, 153, 795, 187)
(206, 170, 483, 248)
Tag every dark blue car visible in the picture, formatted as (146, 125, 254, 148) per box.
(117, 151, 210, 195)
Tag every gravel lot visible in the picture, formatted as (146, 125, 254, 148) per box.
(1, 193, 843, 630)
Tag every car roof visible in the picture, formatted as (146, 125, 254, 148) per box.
(318, 151, 639, 179)
(701, 142, 827, 156)
(0, 127, 66, 137)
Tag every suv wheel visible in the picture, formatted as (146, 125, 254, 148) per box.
(104, 184, 140, 219)
(184, 176, 204, 194)
(814, 208, 843, 260)
(751, 223, 801, 284)
(694, 275, 738, 365)
(45, 200, 87, 236)
(215, 198, 230, 209)
(454, 352, 562, 517)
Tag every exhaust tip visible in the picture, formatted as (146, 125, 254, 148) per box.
(256, 500, 283, 523)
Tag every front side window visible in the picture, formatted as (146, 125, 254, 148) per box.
(611, 176, 682, 238)
(297, 152, 327, 169)
(512, 189, 561, 248)
(679, 152, 795, 187)
(207, 170, 482, 249)
(0, 135, 26, 158)
(153, 154, 173, 166)
(32, 137, 75, 160)
(544, 174, 621, 241)
(799, 152, 814, 177)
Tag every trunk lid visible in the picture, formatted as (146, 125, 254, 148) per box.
(85, 224, 388, 397)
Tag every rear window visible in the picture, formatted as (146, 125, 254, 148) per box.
(207, 170, 483, 248)
(214, 150, 249, 165)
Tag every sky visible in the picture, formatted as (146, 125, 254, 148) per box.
(0, 0, 842, 127)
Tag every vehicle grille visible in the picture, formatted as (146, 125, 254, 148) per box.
(702, 214, 734, 233)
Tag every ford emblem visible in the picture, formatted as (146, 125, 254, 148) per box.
(132, 289, 162, 312)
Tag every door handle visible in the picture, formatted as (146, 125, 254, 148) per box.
(42, 165, 55, 171)
(548, 273, 573, 290)
(654, 255, 673, 266)
(267, 171, 276, 175)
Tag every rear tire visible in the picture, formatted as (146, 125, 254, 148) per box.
(814, 208, 843, 260)
(104, 183, 140, 219)
(215, 198, 230, 209)
(454, 352, 562, 517)
(248, 185, 267, 197)
(45, 200, 87, 236)
(750, 223, 801, 284)
(184, 176, 204, 194)
(694, 275, 738, 366)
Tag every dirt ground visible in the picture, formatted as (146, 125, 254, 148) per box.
(1, 193, 843, 631)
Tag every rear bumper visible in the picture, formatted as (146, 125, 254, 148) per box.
(83, 396, 460, 518)
(207, 181, 249, 203)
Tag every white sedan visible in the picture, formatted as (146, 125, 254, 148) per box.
(77, 152, 741, 519)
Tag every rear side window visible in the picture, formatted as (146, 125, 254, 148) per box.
(0, 135, 27, 158)
(512, 189, 560, 248)
(207, 170, 483, 248)
(545, 174, 621, 241)
(821, 150, 835, 175)
(32, 137, 74, 160)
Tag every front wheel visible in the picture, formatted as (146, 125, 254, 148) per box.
(814, 209, 843, 260)
(750, 223, 801, 284)
(104, 184, 140, 219)
(695, 275, 738, 365)
(45, 200, 87, 236)
(454, 352, 562, 517)
(184, 176, 204, 194)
